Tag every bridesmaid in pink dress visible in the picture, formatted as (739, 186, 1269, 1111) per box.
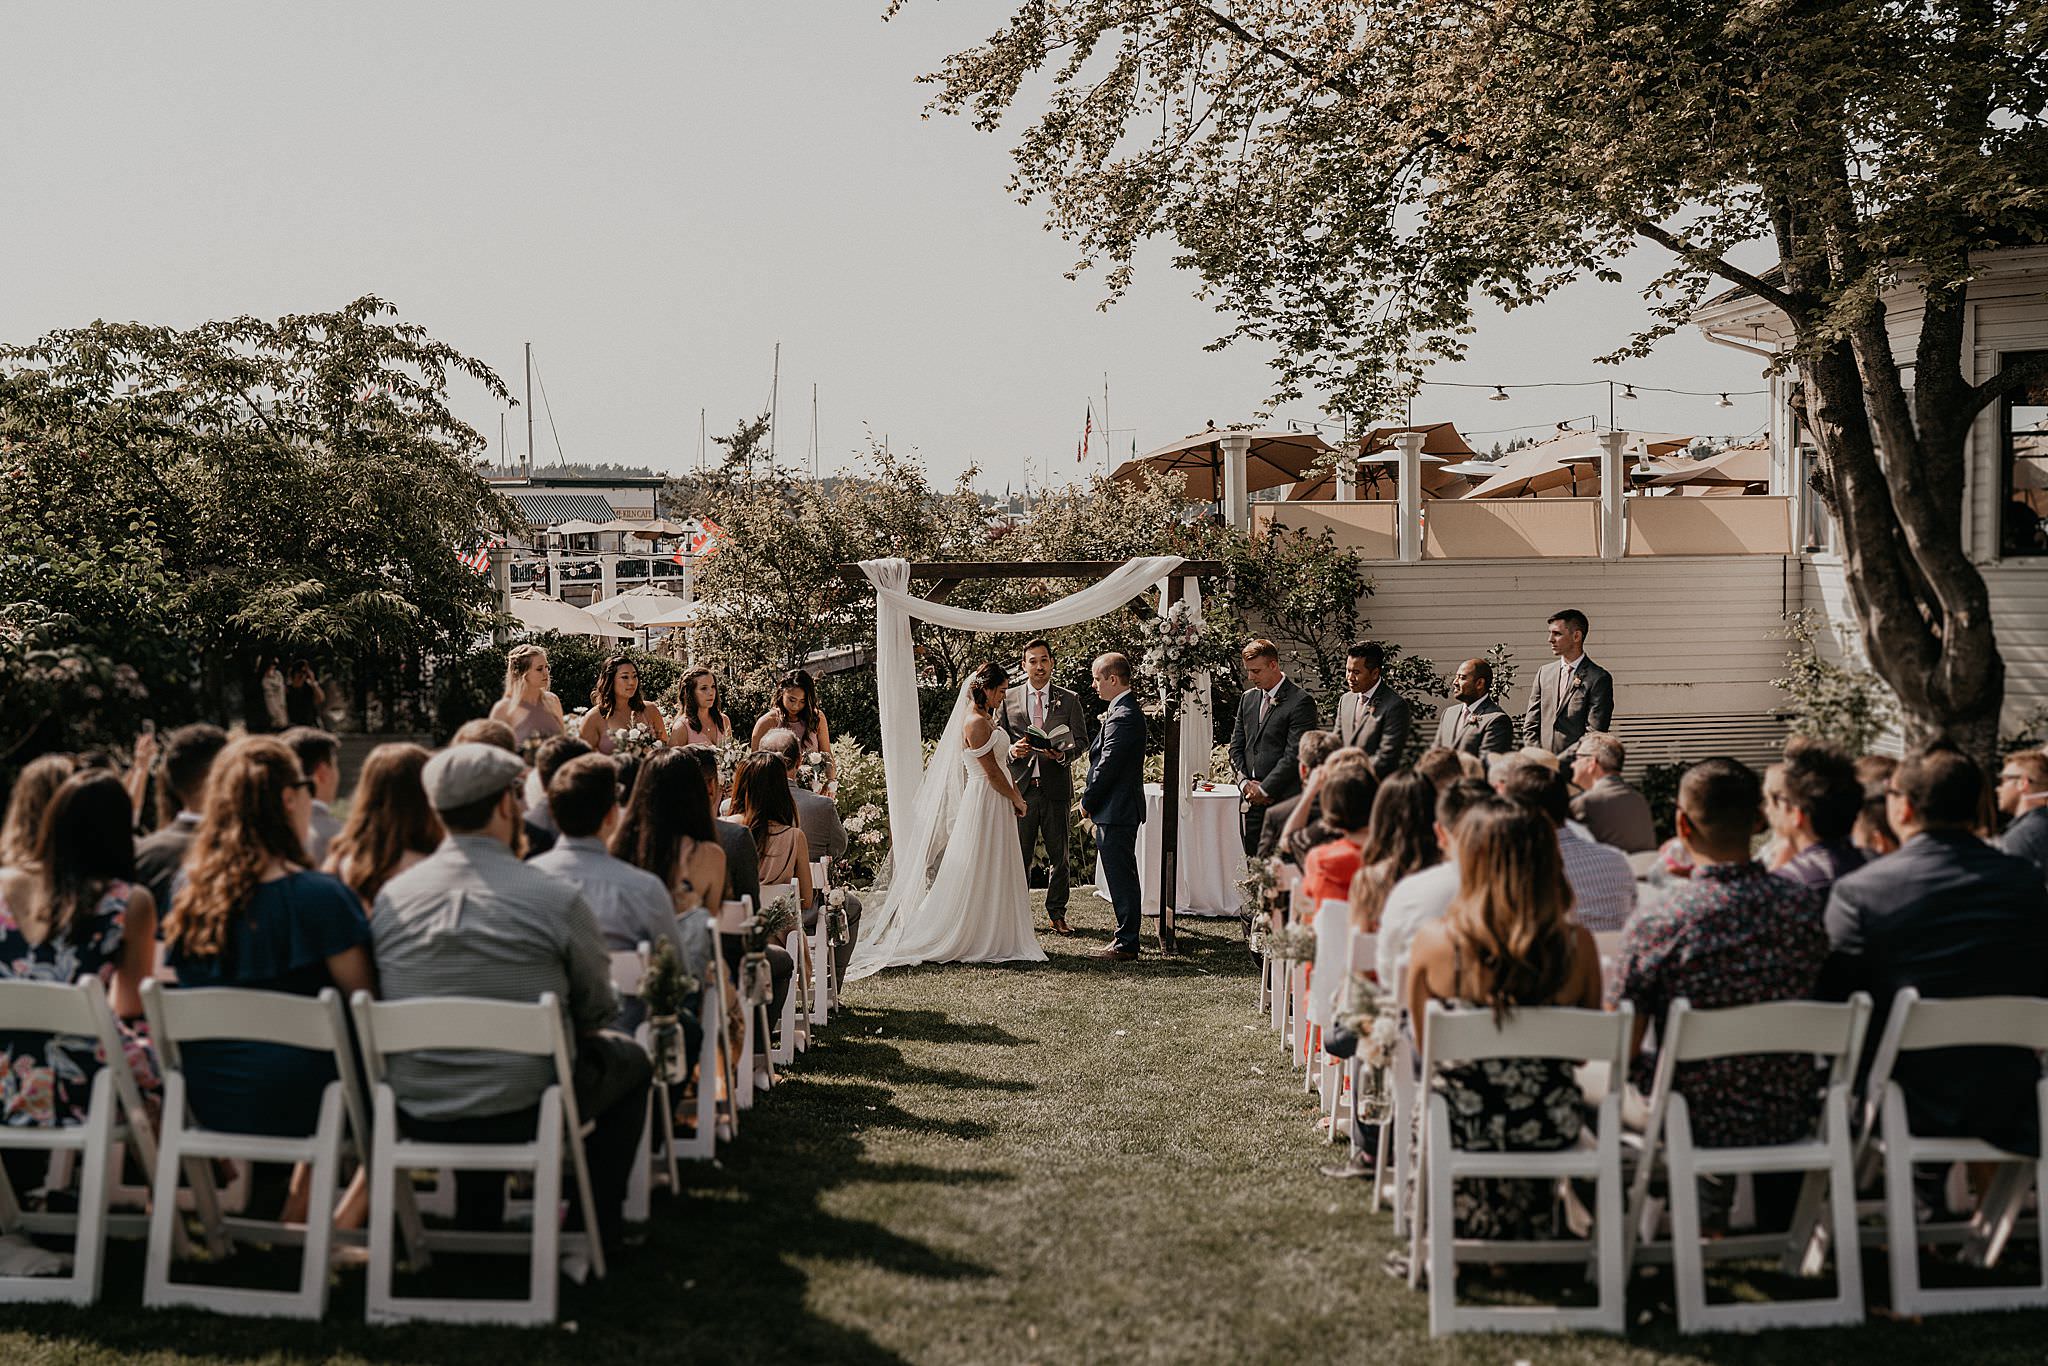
(489, 644, 566, 748)
(579, 655, 669, 754)
(673, 665, 730, 748)
(750, 668, 834, 787)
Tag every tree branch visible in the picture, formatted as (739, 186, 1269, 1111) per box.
(1186, 5, 1358, 99)
(1629, 218, 1803, 319)
(1970, 351, 2048, 416)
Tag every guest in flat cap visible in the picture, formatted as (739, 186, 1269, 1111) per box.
(368, 743, 651, 1253)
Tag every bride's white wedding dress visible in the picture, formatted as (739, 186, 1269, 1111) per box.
(844, 723, 1046, 978)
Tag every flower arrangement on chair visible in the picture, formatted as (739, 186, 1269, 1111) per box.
(641, 940, 700, 1084)
(1335, 976, 1401, 1125)
(740, 894, 803, 1007)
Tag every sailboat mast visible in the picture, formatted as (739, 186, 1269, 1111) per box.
(524, 341, 534, 475)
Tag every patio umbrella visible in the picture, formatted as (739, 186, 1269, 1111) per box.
(584, 584, 690, 629)
(551, 518, 607, 536)
(1110, 427, 1332, 502)
(508, 592, 636, 638)
(1287, 422, 1478, 500)
(1464, 430, 1695, 499)
(1642, 441, 1772, 489)
(625, 518, 691, 539)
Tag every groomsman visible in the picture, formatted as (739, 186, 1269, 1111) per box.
(1332, 641, 1411, 776)
(1228, 639, 1320, 855)
(1003, 639, 1090, 934)
(1522, 608, 1614, 760)
(1433, 658, 1514, 758)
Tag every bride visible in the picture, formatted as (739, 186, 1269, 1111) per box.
(845, 661, 1047, 978)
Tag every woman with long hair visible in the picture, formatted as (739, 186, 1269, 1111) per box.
(579, 654, 669, 754)
(729, 753, 813, 910)
(0, 752, 75, 868)
(0, 771, 159, 1127)
(1404, 801, 1602, 1241)
(611, 748, 728, 915)
(489, 644, 565, 747)
(324, 743, 442, 903)
(751, 668, 833, 786)
(671, 666, 730, 748)
(1299, 771, 1379, 912)
(164, 736, 374, 1226)
(1346, 770, 1442, 934)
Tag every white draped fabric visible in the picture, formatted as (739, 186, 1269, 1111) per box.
(1165, 575, 1214, 847)
(856, 555, 1185, 855)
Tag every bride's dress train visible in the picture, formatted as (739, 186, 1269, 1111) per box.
(844, 724, 1045, 978)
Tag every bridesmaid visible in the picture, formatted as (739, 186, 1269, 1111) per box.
(489, 644, 565, 747)
(579, 655, 669, 754)
(751, 668, 834, 787)
(673, 665, 731, 747)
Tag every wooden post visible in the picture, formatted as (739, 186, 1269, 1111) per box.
(1158, 575, 1181, 956)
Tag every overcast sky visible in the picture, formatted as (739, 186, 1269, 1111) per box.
(3, 3, 1769, 488)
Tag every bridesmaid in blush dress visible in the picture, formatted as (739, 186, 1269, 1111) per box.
(489, 644, 566, 748)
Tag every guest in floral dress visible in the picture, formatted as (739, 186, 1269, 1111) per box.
(0, 771, 159, 1132)
(1406, 800, 1603, 1240)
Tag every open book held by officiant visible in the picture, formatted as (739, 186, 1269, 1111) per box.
(1018, 722, 1072, 757)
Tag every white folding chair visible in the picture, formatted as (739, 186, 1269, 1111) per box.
(716, 896, 769, 1103)
(0, 978, 161, 1305)
(759, 880, 808, 1067)
(671, 947, 734, 1160)
(350, 991, 606, 1327)
(1327, 928, 1381, 1141)
(608, 942, 672, 1224)
(1623, 995, 1871, 1334)
(140, 981, 390, 1320)
(1302, 899, 1350, 1096)
(808, 858, 835, 1025)
(1855, 989, 2048, 1317)
(1373, 1033, 1420, 1233)
(1412, 1001, 1633, 1337)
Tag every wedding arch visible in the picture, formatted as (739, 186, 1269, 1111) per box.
(837, 557, 1226, 954)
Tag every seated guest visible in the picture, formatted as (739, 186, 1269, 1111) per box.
(1346, 770, 1441, 934)
(0, 772, 159, 1131)
(533, 753, 703, 1035)
(1405, 801, 1604, 1240)
(281, 727, 344, 865)
(370, 743, 649, 1250)
(166, 737, 373, 1223)
(454, 717, 556, 857)
(523, 735, 592, 838)
(135, 724, 228, 912)
(1299, 772, 1377, 912)
(1258, 730, 1340, 858)
(1997, 749, 2048, 880)
(1613, 759, 1827, 1217)
(1822, 745, 2048, 1159)
(1275, 748, 1378, 869)
(757, 727, 865, 984)
(1767, 738, 1868, 895)
(682, 744, 760, 909)
(1500, 757, 1637, 931)
(1569, 734, 1657, 853)
(730, 754, 814, 908)
(1412, 746, 1466, 792)
(326, 743, 441, 903)
(1375, 781, 1504, 991)
(1853, 754, 1901, 856)
(0, 753, 75, 870)
(597, 751, 722, 977)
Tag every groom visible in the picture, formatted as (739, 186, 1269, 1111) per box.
(1083, 652, 1147, 962)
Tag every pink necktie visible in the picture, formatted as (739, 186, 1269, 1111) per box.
(1032, 690, 1044, 727)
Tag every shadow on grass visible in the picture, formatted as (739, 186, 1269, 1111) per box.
(1, 1006, 1040, 1366)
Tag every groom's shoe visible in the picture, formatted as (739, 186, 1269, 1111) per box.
(1091, 945, 1138, 962)
(1048, 916, 1071, 935)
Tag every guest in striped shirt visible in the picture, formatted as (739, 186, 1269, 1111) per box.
(370, 742, 651, 1250)
(1498, 757, 1637, 932)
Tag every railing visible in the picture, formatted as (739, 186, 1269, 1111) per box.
(1424, 498, 1601, 559)
(1251, 501, 1398, 557)
(1254, 495, 1794, 559)
(1626, 497, 1793, 556)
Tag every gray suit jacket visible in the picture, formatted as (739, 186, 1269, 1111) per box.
(1001, 683, 1090, 792)
(788, 782, 847, 863)
(1229, 677, 1319, 803)
(1570, 775, 1658, 853)
(1433, 695, 1515, 757)
(1335, 686, 1411, 776)
(1522, 657, 1614, 759)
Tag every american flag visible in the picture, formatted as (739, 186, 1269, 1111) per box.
(1076, 402, 1092, 463)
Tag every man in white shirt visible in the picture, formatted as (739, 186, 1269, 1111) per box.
(1500, 756, 1638, 931)
(1375, 780, 1503, 990)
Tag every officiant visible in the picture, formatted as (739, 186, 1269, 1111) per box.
(1004, 639, 1091, 936)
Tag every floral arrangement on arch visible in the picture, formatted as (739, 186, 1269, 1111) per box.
(1137, 599, 1210, 703)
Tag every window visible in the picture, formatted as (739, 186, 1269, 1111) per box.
(2003, 351, 2048, 558)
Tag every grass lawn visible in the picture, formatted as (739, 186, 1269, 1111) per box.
(8, 895, 2048, 1364)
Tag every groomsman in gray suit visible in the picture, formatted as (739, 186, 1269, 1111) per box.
(1003, 639, 1091, 934)
(1332, 641, 1411, 777)
(1522, 608, 1614, 760)
(1434, 657, 1515, 758)
(1229, 639, 1320, 855)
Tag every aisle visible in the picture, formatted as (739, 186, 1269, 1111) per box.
(662, 895, 1400, 1364)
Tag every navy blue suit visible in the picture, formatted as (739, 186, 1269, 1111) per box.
(1084, 690, 1147, 953)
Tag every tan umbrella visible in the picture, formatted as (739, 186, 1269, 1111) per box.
(1464, 430, 1695, 499)
(1288, 422, 1478, 500)
(585, 585, 690, 628)
(1643, 441, 1772, 489)
(552, 518, 607, 535)
(509, 591, 636, 638)
(625, 518, 691, 539)
(1110, 428, 1332, 502)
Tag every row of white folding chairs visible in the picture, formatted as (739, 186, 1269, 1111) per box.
(1388, 990, 2048, 1336)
